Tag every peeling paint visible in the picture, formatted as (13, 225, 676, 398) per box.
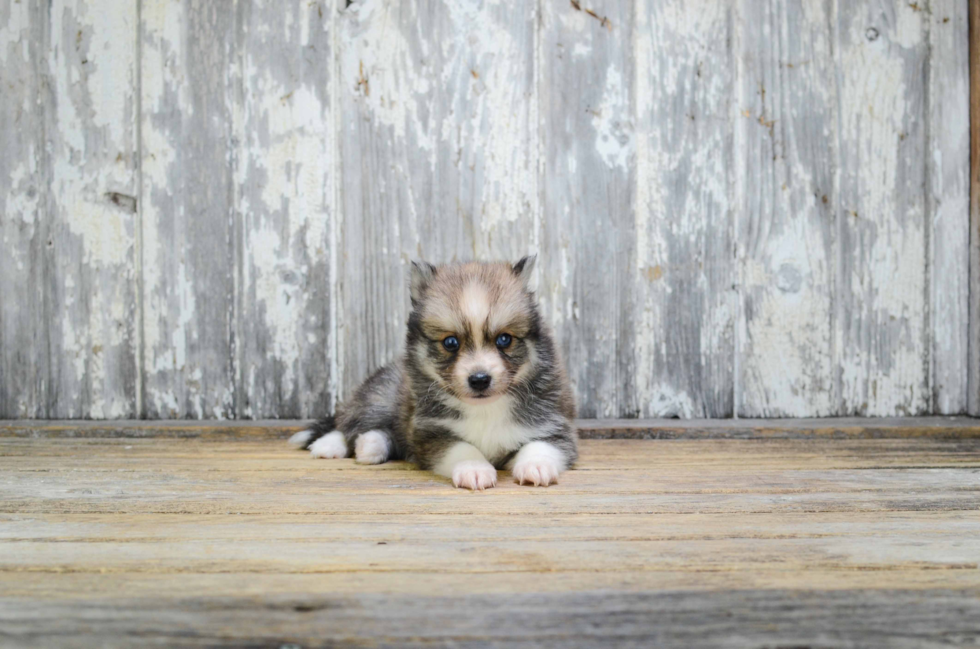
(0, 2, 31, 66)
(447, 2, 536, 240)
(0, 1, 42, 417)
(0, 0, 971, 419)
(927, 0, 970, 414)
(30, 0, 140, 418)
(837, 0, 928, 416)
(342, 0, 433, 150)
(735, 0, 837, 418)
(338, 0, 538, 394)
(633, 0, 734, 418)
(140, 0, 238, 419)
(236, 0, 336, 418)
(591, 66, 633, 170)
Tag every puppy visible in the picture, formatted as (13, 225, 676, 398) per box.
(289, 256, 577, 490)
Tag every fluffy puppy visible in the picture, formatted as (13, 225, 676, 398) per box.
(290, 256, 577, 490)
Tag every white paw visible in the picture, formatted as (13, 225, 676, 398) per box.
(452, 460, 497, 491)
(512, 459, 560, 486)
(355, 430, 390, 465)
(309, 431, 347, 459)
(511, 441, 565, 487)
(288, 429, 314, 448)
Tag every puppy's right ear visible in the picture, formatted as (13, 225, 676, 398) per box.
(410, 260, 437, 307)
(512, 254, 536, 289)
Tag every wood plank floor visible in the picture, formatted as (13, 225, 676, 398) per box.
(1, 431, 979, 647)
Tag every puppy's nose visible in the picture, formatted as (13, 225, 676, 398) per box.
(468, 372, 492, 392)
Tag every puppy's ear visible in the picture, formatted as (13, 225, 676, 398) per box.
(410, 260, 437, 307)
(512, 255, 536, 290)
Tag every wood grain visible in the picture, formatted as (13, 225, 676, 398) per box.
(1, 436, 978, 647)
(140, 0, 238, 418)
(634, 0, 737, 418)
(49, 0, 140, 419)
(3, 588, 979, 649)
(337, 0, 538, 396)
(0, 0, 974, 419)
(736, 0, 836, 416)
(0, 1, 47, 418)
(836, 0, 930, 416)
(4, 588, 980, 648)
(1, 0, 139, 418)
(970, 0, 980, 416)
(929, 0, 970, 414)
(236, 0, 337, 418)
(540, 0, 638, 418)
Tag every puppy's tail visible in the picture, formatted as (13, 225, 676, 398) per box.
(287, 414, 337, 450)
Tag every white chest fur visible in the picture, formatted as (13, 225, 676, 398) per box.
(445, 396, 534, 460)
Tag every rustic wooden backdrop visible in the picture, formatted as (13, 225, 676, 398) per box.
(0, 0, 974, 420)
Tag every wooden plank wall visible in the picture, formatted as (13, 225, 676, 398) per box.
(970, 0, 980, 416)
(0, 0, 973, 419)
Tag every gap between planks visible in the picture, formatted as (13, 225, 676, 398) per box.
(0, 417, 978, 440)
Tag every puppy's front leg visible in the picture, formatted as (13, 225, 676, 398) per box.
(433, 441, 497, 491)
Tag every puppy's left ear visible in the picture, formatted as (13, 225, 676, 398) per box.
(512, 255, 536, 290)
(410, 260, 437, 307)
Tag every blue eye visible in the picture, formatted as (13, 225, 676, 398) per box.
(442, 336, 460, 352)
(495, 333, 512, 349)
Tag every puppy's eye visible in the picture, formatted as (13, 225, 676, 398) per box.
(495, 333, 512, 349)
(442, 336, 460, 352)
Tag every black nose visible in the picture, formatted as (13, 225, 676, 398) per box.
(468, 372, 491, 392)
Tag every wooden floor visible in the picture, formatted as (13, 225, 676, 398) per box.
(2, 423, 980, 647)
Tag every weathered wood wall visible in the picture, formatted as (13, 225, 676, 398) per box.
(0, 0, 973, 419)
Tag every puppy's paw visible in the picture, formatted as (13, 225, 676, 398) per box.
(309, 431, 347, 459)
(512, 458, 560, 486)
(355, 430, 390, 465)
(452, 460, 497, 491)
(511, 441, 565, 487)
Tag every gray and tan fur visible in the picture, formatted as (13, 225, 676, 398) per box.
(289, 256, 577, 490)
